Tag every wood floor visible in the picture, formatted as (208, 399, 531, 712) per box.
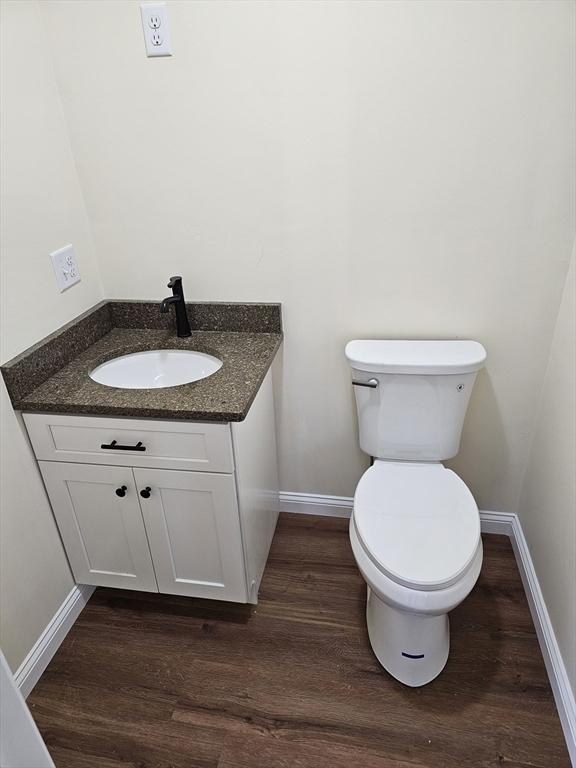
(28, 513, 569, 768)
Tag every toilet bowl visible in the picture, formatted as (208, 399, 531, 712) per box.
(345, 339, 487, 687)
(350, 460, 482, 686)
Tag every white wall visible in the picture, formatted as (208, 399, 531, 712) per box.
(519, 250, 576, 694)
(0, 0, 103, 671)
(41, 0, 575, 512)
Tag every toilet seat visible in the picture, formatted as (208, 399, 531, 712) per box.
(353, 461, 480, 592)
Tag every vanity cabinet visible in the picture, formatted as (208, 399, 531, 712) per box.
(24, 370, 279, 605)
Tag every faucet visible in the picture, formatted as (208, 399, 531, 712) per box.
(160, 276, 191, 337)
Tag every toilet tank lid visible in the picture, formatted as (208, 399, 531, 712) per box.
(345, 340, 487, 375)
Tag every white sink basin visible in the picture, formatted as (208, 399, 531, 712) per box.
(89, 350, 222, 390)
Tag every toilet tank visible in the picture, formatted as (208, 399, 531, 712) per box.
(345, 340, 486, 461)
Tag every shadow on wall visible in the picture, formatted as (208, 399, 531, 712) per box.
(271, 344, 285, 488)
(447, 370, 508, 512)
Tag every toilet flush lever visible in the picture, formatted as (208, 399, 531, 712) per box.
(352, 378, 378, 389)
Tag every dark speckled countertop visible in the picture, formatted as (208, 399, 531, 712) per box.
(1, 301, 282, 422)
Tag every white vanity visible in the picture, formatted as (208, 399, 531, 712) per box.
(23, 369, 279, 604)
(1, 299, 283, 606)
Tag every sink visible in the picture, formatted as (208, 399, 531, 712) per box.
(89, 350, 222, 390)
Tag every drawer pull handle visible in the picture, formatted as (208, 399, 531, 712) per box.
(101, 440, 146, 452)
(115, 486, 127, 498)
(140, 487, 152, 499)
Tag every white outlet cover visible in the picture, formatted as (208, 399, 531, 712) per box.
(50, 244, 81, 292)
(140, 3, 172, 58)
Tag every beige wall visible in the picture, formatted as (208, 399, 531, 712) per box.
(42, 0, 575, 512)
(0, 0, 574, 677)
(0, 0, 103, 671)
(519, 251, 576, 694)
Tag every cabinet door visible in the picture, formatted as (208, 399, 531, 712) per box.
(134, 469, 247, 602)
(39, 462, 158, 592)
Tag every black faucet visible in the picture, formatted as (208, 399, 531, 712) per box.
(160, 276, 191, 337)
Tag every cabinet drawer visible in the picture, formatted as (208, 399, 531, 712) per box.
(23, 413, 234, 473)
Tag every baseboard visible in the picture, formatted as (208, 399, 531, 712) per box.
(280, 491, 512, 533)
(14, 584, 94, 699)
(477, 509, 515, 536)
(509, 516, 576, 766)
(279, 491, 575, 763)
(279, 491, 353, 518)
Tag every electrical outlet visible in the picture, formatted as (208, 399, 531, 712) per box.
(50, 244, 81, 292)
(140, 3, 172, 57)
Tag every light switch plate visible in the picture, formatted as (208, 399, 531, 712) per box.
(50, 244, 81, 292)
(140, 3, 172, 58)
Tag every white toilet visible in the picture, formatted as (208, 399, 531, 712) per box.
(345, 339, 487, 687)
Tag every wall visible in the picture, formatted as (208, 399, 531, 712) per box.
(0, 0, 573, 686)
(41, 0, 575, 513)
(519, 250, 576, 693)
(0, 0, 103, 671)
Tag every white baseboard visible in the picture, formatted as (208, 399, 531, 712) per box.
(14, 584, 94, 699)
(477, 508, 515, 536)
(509, 515, 576, 766)
(280, 491, 512, 533)
(279, 491, 353, 518)
(279, 491, 575, 764)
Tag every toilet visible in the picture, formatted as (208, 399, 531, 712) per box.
(345, 339, 487, 687)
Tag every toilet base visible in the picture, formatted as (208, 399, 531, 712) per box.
(366, 587, 449, 687)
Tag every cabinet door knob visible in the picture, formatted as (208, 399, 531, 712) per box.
(140, 487, 152, 499)
(115, 486, 127, 497)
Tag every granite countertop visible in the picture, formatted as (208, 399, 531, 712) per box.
(1, 301, 282, 422)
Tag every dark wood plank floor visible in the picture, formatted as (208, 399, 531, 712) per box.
(27, 513, 569, 768)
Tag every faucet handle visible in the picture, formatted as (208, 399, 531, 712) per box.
(167, 275, 182, 289)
